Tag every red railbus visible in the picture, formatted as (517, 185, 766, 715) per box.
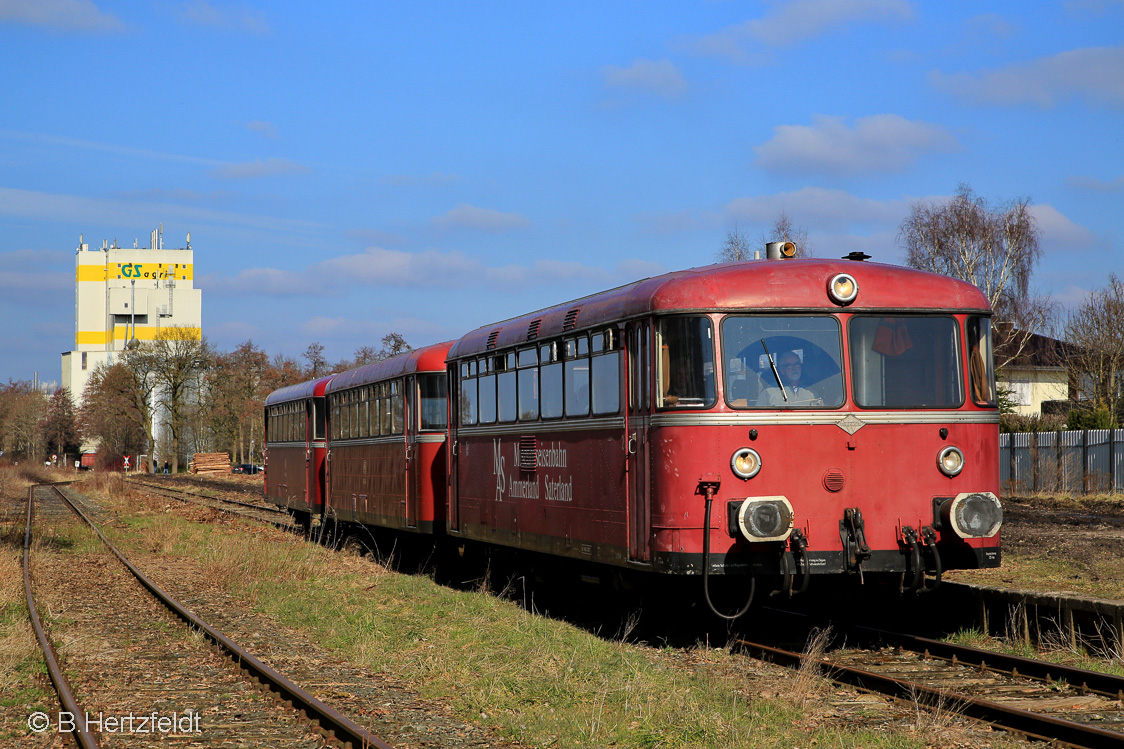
(264, 374, 335, 531)
(446, 256, 1001, 616)
(321, 342, 453, 535)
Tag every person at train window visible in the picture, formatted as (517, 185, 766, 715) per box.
(757, 350, 820, 406)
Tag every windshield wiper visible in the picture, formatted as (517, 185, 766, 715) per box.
(761, 339, 789, 402)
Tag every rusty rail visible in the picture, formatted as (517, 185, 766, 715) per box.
(737, 635, 1124, 748)
(23, 486, 101, 748)
(43, 484, 394, 749)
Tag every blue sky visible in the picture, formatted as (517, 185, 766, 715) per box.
(1, 0, 1121, 387)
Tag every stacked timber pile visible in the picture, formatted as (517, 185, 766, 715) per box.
(189, 453, 231, 475)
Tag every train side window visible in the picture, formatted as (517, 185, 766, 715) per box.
(591, 328, 620, 415)
(391, 380, 405, 434)
(459, 365, 478, 426)
(541, 342, 563, 419)
(497, 352, 518, 422)
(380, 382, 393, 435)
(657, 317, 716, 409)
(331, 396, 340, 440)
(564, 335, 590, 417)
(517, 347, 539, 421)
(967, 317, 997, 406)
(350, 392, 360, 439)
(479, 369, 497, 423)
(345, 391, 353, 439)
(358, 390, 369, 438)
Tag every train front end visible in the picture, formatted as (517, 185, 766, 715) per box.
(646, 258, 1001, 609)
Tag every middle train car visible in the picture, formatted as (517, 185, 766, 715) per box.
(320, 342, 453, 533)
(445, 257, 1001, 602)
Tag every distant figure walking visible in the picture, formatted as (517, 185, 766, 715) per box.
(163, 460, 170, 474)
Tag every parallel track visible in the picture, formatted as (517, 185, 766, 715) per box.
(739, 624, 1124, 747)
(23, 483, 394, 748)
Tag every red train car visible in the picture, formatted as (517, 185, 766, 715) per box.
(264, 374, 335, 530)
(322, 342, 453, 534)
(446, 254, 1001, 614)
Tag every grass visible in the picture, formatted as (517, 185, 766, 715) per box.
(71, 479, 1015, 749)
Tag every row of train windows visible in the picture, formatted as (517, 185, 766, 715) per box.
(457, 329, 621, 425)
(267, 401, 306, 444)
(330, 379, 405, 439)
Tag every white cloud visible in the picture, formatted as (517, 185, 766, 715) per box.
(246, 120, 278, 139)
(0, 186, 322, 235)
(686, 0, 914, 61)
(383, 172, 460, 188)
(753, 114, 958, 176)
(1067, 175, 1124, 192)
(177, 0, 270, 34)
(0, 0, 124, 32)
(202, 246, 659, 298)
(724, 187, 908, 231)
(431, 204, 531, 232)
(930, 45, 1124, 108)
(210, 158, 310, 180)
(602, 59, 687, 99)
(1032, 204, 1098, 246)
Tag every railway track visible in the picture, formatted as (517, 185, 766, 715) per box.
(22, 483, 393, 748)
(127, 476, 294, 527)
(739, 619, 1124, 747)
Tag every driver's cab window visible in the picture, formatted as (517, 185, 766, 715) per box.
(656, 317, 716, 409)
(721, 316, 845, 409)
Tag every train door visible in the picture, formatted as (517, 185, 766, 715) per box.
(446, 365, 460, 532)
(626, 321, 652, 562)
(304, 399, 313, 507)
(405, 375, 419, 529)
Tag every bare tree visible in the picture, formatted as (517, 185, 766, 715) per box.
(378, 332, 412, 359)
(718, 213, 812, 262)
(717, 224, 753, 262)
(352, 346, 378, 366)
(0, 381, 47, 460)
(762, 211, 811, 257)
(41, 388, 79, 461)
(303, 342, 327, 377)
(145, 326, 212, 472)
(79, 364, 148, 464)
(1063, 275, 1124, 420)
(899, 183, 1051, 368)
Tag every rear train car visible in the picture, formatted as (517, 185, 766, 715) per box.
(445, 255, 1001, 611)
(264, 374, 335, 530)
(322, 342, 453, 534)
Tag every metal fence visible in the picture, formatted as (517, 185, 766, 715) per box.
(1000, 429, 1124, 494)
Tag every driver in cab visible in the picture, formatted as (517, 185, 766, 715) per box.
(757, 351, 820, 406)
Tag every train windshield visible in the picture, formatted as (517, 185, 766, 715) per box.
(850, 316, 963, 408)
(721, 316, 844, 409)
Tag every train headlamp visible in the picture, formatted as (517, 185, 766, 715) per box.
(730, 447, 762, 480)
(828, 273, 858, 305)
(734, 496, 794, 542)
(937, 446, 965, 477)
(939, 492, 1002, 539)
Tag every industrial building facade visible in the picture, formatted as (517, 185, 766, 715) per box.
(61, 226, 202, 401)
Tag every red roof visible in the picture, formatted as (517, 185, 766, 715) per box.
(326, 341, 454, 393)
(449, 259, 990, 360)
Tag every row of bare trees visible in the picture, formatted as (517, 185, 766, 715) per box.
(0, 331, 412, 470)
